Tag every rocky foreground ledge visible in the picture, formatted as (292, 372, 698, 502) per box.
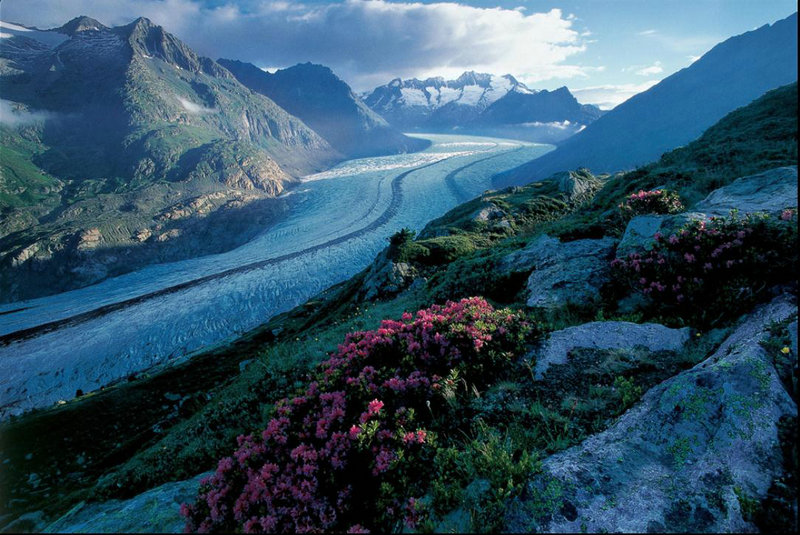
(505, 294, 797, 533)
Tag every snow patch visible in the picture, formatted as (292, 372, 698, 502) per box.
(458, 85, 485, 107)
(400, 87, 429, 107)
(436, 86, 460, 106)
(0, 19, 68, 47)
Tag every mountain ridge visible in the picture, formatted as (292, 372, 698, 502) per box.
(218, 59, 429, 159)
(0, 16, 340, 301)
(363, 71, 603, 142)
(493, 11, 799, 187)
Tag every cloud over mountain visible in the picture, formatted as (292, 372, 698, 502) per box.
(1, 0, 590, 91)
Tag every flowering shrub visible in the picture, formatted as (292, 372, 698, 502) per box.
(182, 297, 530, 533)
(612, 209, 798, 325)
(619, 189, 684, 218)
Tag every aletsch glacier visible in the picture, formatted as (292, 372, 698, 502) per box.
(0, 134, 551, 419)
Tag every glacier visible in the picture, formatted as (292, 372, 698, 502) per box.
(0, 134, 552, 419)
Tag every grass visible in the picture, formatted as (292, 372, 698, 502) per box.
(0, 83, 796, 531)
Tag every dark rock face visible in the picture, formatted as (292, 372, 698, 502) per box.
(505, 295, 798, 533)
(218, 60, 429, 158)
(496, 13, 798, 186)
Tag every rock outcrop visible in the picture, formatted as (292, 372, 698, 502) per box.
(501, 234, 617, 310)
(532, 321, 692, 380)
(506, 295, 798, 533)
(358, 249, 419, 302)
(618, 166, 797, 257)
(43, 473, 209, 533)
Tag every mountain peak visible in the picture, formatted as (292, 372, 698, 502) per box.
(56, 16, 107, 35)
(455, 71, 492, 87)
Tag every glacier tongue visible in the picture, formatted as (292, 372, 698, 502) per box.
(0, 134, 553, 420)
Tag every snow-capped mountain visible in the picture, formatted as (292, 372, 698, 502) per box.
(363, 71, 532, 129)
(362, 71, 604, 142)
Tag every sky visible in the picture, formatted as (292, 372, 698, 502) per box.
(0, 0, 796, 108)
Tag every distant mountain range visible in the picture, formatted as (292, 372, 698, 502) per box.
(362, 72, 604, 142)
(218, 60, 428, 159)
(494, 12, 799, 187)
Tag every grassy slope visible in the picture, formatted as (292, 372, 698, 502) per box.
(0, 83, 796, 530)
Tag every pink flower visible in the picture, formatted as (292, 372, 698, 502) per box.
(367, 399, 384, 415)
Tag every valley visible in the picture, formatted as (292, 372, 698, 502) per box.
(0, 134, 551, 419)
(0, 5, 796, 534)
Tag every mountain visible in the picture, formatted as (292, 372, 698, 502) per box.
(218, 60, 429, 159)
(494, 12, 798, 187)
(477, 86, 604, 126)
(4, 80, 795, 534)
(363, 72, 522, 129)
(363, 71, 603, 142)
(0, 16, 339, 301)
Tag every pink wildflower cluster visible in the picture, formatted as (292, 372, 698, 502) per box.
(611, 210, 797, 324)
(619, 189, 684, 218)
(182, 297, 529, 533)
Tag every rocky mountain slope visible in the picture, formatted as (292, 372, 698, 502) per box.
(363, 72, 603, 142)
(494, 11, 798, 187)
(0, 16, 340, 302)
(0, 75, 795, 533)
(218, 60, 430, 159)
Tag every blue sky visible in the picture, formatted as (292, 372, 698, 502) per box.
(1, 0, 796, 108)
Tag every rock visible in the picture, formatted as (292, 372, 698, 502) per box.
(133, 229, 152, 242)
(552, 168, 603, 203)
(156, 229, 181, 242)
(532, 321, 691, 379)
(693, 166, 797, 216)
(11, 243, 40, 267)
(76, 228, 102, 250)
(3, 510, 48, 533)
(43, 472, 211, 533)
(472, 204, 507, 223)
(617, 166, 798, 258)
(789, 320, 798, 357)
(503, 234, 617, 310)
(506, 295, 797, 533)
(359, 249, 419, 302)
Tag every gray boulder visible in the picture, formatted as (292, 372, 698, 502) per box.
(617, 166, 797, 258)
(533, 321, 691, 379)
(694, 166, 798, 216)
(43, 473, 210, 533)
(506, 295, 798, 533)
(502, 234, 617, 310)
(358, 248, 418, 302)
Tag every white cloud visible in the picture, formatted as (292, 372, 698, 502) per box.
(637, 29, 657, 36)
(0, 99, 56, 126)
(176, 96, 216, 114)
(636, 61, 663, 76)
(571, 80, 661, 110)
(622, 61, 664, 77)
(1, 0, 592, 91)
